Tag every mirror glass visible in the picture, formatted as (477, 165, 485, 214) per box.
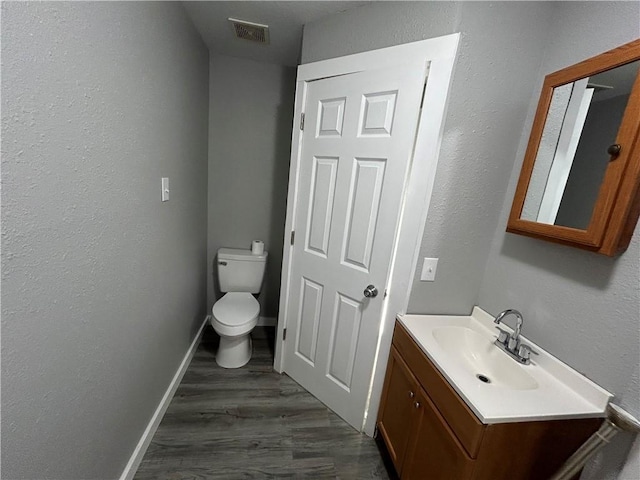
(521, 60, 640, 229)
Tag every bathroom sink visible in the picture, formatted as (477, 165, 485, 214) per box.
(432, 326, 538, 390)
(397, 307, 612, 424)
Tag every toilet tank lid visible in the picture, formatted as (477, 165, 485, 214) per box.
(218, 247, 268, 262)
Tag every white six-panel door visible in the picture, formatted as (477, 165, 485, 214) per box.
(282, 64, 427, 429)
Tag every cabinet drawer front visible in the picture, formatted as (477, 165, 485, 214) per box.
(392, 321, 485, 458)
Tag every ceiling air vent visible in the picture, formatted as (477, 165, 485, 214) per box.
(229, 18, 270, 44)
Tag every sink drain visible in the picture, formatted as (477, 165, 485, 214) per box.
(476, 374, 491, 384)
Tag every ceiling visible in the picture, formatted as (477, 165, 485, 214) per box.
(183, 1, 368, 67)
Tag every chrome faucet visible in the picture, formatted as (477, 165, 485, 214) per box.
(493, 309, 533, 364)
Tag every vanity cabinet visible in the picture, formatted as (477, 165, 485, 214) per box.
(402, 385, 475, 479)
(378, 345, 475, 478)
(377, 321, 602, 480)
(376, 346, 418, 473)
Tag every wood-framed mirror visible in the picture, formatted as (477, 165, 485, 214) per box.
(507, 39, 640, 256)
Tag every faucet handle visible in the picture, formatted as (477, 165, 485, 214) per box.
(517, 344, 539, 363)
(495, 327, 510, 345)
(519, 343, 538, 356)
(517, 344, 531, 360)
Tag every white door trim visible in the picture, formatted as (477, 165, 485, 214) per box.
(274, 34, 460, 436)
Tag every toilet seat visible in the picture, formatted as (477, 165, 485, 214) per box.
(212, 292, 259, 337)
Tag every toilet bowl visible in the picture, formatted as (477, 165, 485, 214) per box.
(211, 292, 260, 368)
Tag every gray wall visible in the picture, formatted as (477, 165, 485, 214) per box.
(207, 54, 295, 317)
(303, 1, 640, 478)
(302, 1, 553, 315)
(478, 3, 640, 479)
(1, 3, 209, 479)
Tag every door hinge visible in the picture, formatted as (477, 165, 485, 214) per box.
(300, 113, 305, 130)
(290, 231, 295, 245)
(283, 328, 287, 341)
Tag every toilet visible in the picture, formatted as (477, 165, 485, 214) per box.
(211, 247, 267, 368)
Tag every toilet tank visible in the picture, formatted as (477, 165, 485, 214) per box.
(217, 248, 268, 293)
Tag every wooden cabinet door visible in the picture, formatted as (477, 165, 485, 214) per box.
(377, 346, 419, 475)
(402, 386, 475, 480)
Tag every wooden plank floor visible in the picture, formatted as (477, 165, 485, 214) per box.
(134, 326, 394, 479)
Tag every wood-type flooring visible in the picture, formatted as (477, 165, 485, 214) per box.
(134, 326, 394, 479)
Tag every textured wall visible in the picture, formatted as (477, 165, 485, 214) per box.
(301, 1, 553, 315)
(1, 3, 209, 479)
(478, 3, 640, 479)
(207, 54, 295, 317)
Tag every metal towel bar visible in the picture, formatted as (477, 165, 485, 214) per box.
(549, 403, 640, 480)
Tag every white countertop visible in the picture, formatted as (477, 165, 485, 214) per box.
(398, 307, 612, 424)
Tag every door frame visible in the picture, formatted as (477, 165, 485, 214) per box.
(274, 33, 460, 436)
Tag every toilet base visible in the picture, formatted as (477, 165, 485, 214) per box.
(216, 333, 252, 368)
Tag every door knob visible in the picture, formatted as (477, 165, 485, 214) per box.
(363, 285, 378, 298)
(608, 144, 621, 157)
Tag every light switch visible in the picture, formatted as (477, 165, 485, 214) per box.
(161, 177, 169, 202)
(420, 257, 438, 281)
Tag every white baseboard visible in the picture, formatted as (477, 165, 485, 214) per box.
(119, 315, 210, 480)
(257, 316, 276, 327)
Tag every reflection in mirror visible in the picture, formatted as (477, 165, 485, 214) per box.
(521, 60, 640, 229)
